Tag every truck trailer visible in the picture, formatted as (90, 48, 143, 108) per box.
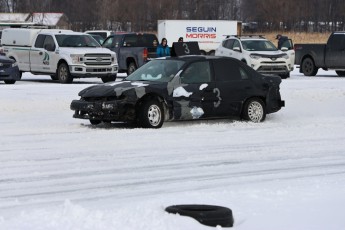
(157, 20, 242, 55)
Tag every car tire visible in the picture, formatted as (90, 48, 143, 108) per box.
(57, 62, 73, 84)
(279, 72, 290, 79)
(301, 57, 318, 76)
(242, 98, 266, 122)
(4, 80, 16, 84)
(101, 75, 117, 83)
(89, 119, 101, 125)
(138, 99, 164, 128)
(165, 204, 234, 228)
(127, 62, 137, 75)
(335, 70, 345, 76)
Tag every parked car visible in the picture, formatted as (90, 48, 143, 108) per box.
(0, 55, 21, 84)
(102, 33, 158, 75)
(294, 32, 345, 76)
(70, 56, 284, 128)
(84, 30, 115, 40)
(215, 35, 294, 79)
(90, 34, 105, 45)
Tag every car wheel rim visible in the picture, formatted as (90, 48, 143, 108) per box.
(148, 105, 161, 126)
(248, 101, 263, 122)
(59, 66, 68, 80)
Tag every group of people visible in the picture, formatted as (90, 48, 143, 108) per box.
(157, 34, 288, 57)
(156, 36, 184, 57)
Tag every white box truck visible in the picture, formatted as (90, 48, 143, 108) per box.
(1, 28, 118, 83)
(158, 20, 242, 55)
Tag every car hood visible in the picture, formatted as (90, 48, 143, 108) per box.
(58, 47, 116, 55)
(78, 80, 168, 98)
(250, 50, 286, 58)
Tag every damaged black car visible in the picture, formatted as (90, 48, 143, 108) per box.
(70, 56, 284, 128)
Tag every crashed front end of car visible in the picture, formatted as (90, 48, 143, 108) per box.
(70, 82, 140, 123)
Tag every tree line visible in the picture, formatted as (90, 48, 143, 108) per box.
(1, 0, 345, 32)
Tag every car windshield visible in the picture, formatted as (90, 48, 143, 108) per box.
(55, 34, 100, 47)
(126, 59, 185, 82)
(242, 40, 278, 51)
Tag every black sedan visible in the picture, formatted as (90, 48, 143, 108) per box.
(70, 56, 284, 128)
(0, 55, 21, 84)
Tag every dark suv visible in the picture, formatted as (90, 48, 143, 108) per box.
(102, 33, 158, 75)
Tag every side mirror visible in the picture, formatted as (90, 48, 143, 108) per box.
(233, 47, 241, 52)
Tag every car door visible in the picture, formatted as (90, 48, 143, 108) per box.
(281, 39, 295, 66)
(172, 60, 218, 120)
(216, 39, 234, 57)
(325, 33, 345, 68)
(212, 58, 254, 116)
(30, 34, 56, 73)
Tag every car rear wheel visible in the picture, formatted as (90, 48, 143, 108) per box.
(57, 63, 73, 83)
(242, 98, 266, 122)
(127, 62, 137, 75)
(301, 57, 318, 76)
(335, 70, 345, 76)
(138, 99, 164, 128)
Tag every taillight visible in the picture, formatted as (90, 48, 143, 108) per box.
(143, 48, 148, 61)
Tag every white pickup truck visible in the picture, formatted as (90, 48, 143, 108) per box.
(1, 28, 118, 83)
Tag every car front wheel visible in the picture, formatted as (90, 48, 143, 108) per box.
(138, 99, 164, 128)
(242, 98, 266, 122)
(57, 63, 73, 83)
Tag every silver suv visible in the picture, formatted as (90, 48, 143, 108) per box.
(215, 35, 295, 79)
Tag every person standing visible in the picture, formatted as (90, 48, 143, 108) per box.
(276, 34, 288, 49)
(157, 38, 170, 57)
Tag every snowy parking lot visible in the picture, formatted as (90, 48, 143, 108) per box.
(1, 68, 345, 229)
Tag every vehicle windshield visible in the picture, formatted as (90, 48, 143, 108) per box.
(126, 59, 185, 82)
(55, 34, 100, 47)
(242, 40, 278, 51)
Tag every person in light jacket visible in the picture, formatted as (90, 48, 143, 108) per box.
(156, 38, 170, 57)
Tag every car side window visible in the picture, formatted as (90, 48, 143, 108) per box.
(328, 34, 345, 50)
(232, 40, 241, 51)
(43, 35, 55, 51)
(213, 59, 244, 81)
(123, 35, 137, 47)
(181, 61, 211, 84)
(224, 39, 234, 49)
(34, 34, 45, 48)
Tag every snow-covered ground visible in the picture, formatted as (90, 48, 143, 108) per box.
(1, 68, 345, 230)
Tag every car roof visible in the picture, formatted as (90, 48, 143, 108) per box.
(226, 35, 268, 41)
(163, 55, 240, 62)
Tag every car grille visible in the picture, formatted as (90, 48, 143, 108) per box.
(84, 53, 112, 66)
(0, 63, 12, 69)
(257, 66, 288, 72)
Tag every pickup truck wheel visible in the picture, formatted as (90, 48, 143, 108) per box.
(127, 62, 137, 75)
(302, 57, 318, 76)
(57, 63, 73, 83)
(138, 99, 164, 128)
(242, 98, 266, 122)
(101, 75, 117, 83)
(335, 71, 345, 76)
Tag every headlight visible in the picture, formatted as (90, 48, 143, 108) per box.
(11, 62, 18, 67)
(70, 54, 84, 64)
(111, 54, 117, 64)
(282, 54, 289, 59)
(249, 54, 261, 59)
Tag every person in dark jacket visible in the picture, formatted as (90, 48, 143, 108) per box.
(276, 34, 288, 49)
(157, 38, 170, 57)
